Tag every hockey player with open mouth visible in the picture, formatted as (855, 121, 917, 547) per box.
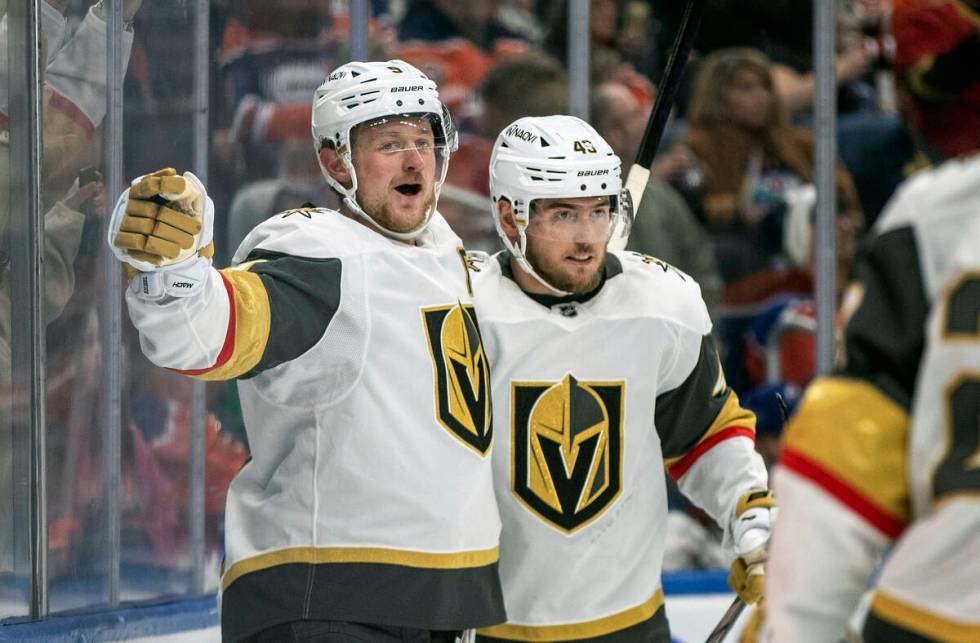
(106, 60, 502, 643)
(470, 115, 773, 642)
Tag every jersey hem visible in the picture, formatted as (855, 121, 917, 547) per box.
(869, 589, 980, 642)
(221, 558, 505, 640)
(476, 587, 664, 641)
(222, 544, 500, 589)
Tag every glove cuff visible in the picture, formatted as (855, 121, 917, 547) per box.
(736, 489, 775, 516)
(128, 255, 212, 301)
(732, 489, 775, 560)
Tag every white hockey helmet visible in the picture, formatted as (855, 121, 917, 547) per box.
(489, 115, 633, 294)
(311, 59, 458, 240)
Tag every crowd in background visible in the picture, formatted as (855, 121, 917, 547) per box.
(2, 0, 978, 606)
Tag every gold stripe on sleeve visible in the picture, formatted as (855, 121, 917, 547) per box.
(663, 391, 756, 474)
(783, 377, 910, 524)
(186, 268, 271, 381)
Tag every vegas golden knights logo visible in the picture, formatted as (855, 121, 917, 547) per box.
(421, 303, 493, 455)
(512, 374, 623, 533)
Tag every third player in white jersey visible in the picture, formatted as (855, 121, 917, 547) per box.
(473, 116, 772, 642)
(766, 152, 980, 642)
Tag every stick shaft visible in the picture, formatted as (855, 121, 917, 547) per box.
(633, 0, 706, 170)
(705, 596, 746, 643)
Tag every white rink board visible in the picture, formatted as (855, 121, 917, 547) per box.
(665, 593, 749, 642)
(129, 627, 220, 642)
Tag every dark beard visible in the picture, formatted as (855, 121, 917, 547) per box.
(525, 242, 605, 294)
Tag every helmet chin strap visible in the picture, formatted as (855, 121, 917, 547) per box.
(513, 229, 572, 297)
(339, 159, 434, 242)
(341, 194, 431, 242)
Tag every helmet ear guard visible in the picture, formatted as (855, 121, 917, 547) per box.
(311, 60, 457, 240)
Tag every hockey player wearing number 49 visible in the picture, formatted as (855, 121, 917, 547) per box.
(469, 115, 774, 642)
(107, 60, 504, 642)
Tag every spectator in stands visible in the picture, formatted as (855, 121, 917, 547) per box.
(397, 0, 530, 51)
(653, 0, 879, 119)
(479, 51, 568, 139)
(436, 51, 570, 251)
(541, 0, 656, 108)
(591, 80, 723, 307)
(393, 1, 535, 127)
(672, 48, 862, 286)
(892, 0, 980, 161)
(212, 0, 337, 186)
(213, 4, 390, 260)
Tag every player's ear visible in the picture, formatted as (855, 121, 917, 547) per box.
(497, 198, 519, 243)
(319, 145, 352, 188)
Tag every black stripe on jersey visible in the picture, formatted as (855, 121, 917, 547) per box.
(222, 561, 505, 642)
(841, 225, 928, 409)
(656, 334, 728, 460)
(239, 249, 342, 378)
(863, 610, 935, 643)
(476, 605, 669, 643)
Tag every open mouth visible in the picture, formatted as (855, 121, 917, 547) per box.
(394, 183, 422, 196)
(565, 253, 594, 264)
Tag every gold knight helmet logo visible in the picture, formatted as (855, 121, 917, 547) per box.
(512, 374, 623, 533)
(421, 302, 493, 455)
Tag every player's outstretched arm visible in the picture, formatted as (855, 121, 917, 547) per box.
(109, 168, 238, 375)
(110, 169, 347, 383)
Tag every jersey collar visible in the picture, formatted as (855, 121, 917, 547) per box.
(496, 251, 623, 308)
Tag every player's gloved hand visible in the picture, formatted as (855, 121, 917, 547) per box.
(108, 168, 214, 300)
(728, 489, 776, 604)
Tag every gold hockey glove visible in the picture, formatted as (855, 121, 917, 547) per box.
(728, 489, 776, 605)
(108, 168, 215, 300)
(111, 168, 211, 266)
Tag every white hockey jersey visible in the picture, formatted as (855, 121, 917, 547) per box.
(125, 208, 504, 641)
(471, 251, 767, 641)
(766, 153, 980, 642)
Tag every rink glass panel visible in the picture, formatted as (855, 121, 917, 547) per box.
(0, 22, 26, 622)
(40, 0, 135, 611)
(111, 2, 198, 605)
(1, 0, 42, 621)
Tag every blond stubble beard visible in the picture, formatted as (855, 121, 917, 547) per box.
(357, 186, 435, 234)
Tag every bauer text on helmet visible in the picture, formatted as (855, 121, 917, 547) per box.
(312, 60, 458, 241)
(490, 115, 633, 295)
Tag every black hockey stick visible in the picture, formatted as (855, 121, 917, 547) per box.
(610, 0, 706, 250)
(705, 395, 789, 642)
(705, 596, 746, 643)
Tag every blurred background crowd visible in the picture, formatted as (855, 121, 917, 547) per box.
(2, 0, 978, 617)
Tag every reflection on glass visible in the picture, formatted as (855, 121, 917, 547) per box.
(0, 0, 46, 622)
(0, 78, 21, 621)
